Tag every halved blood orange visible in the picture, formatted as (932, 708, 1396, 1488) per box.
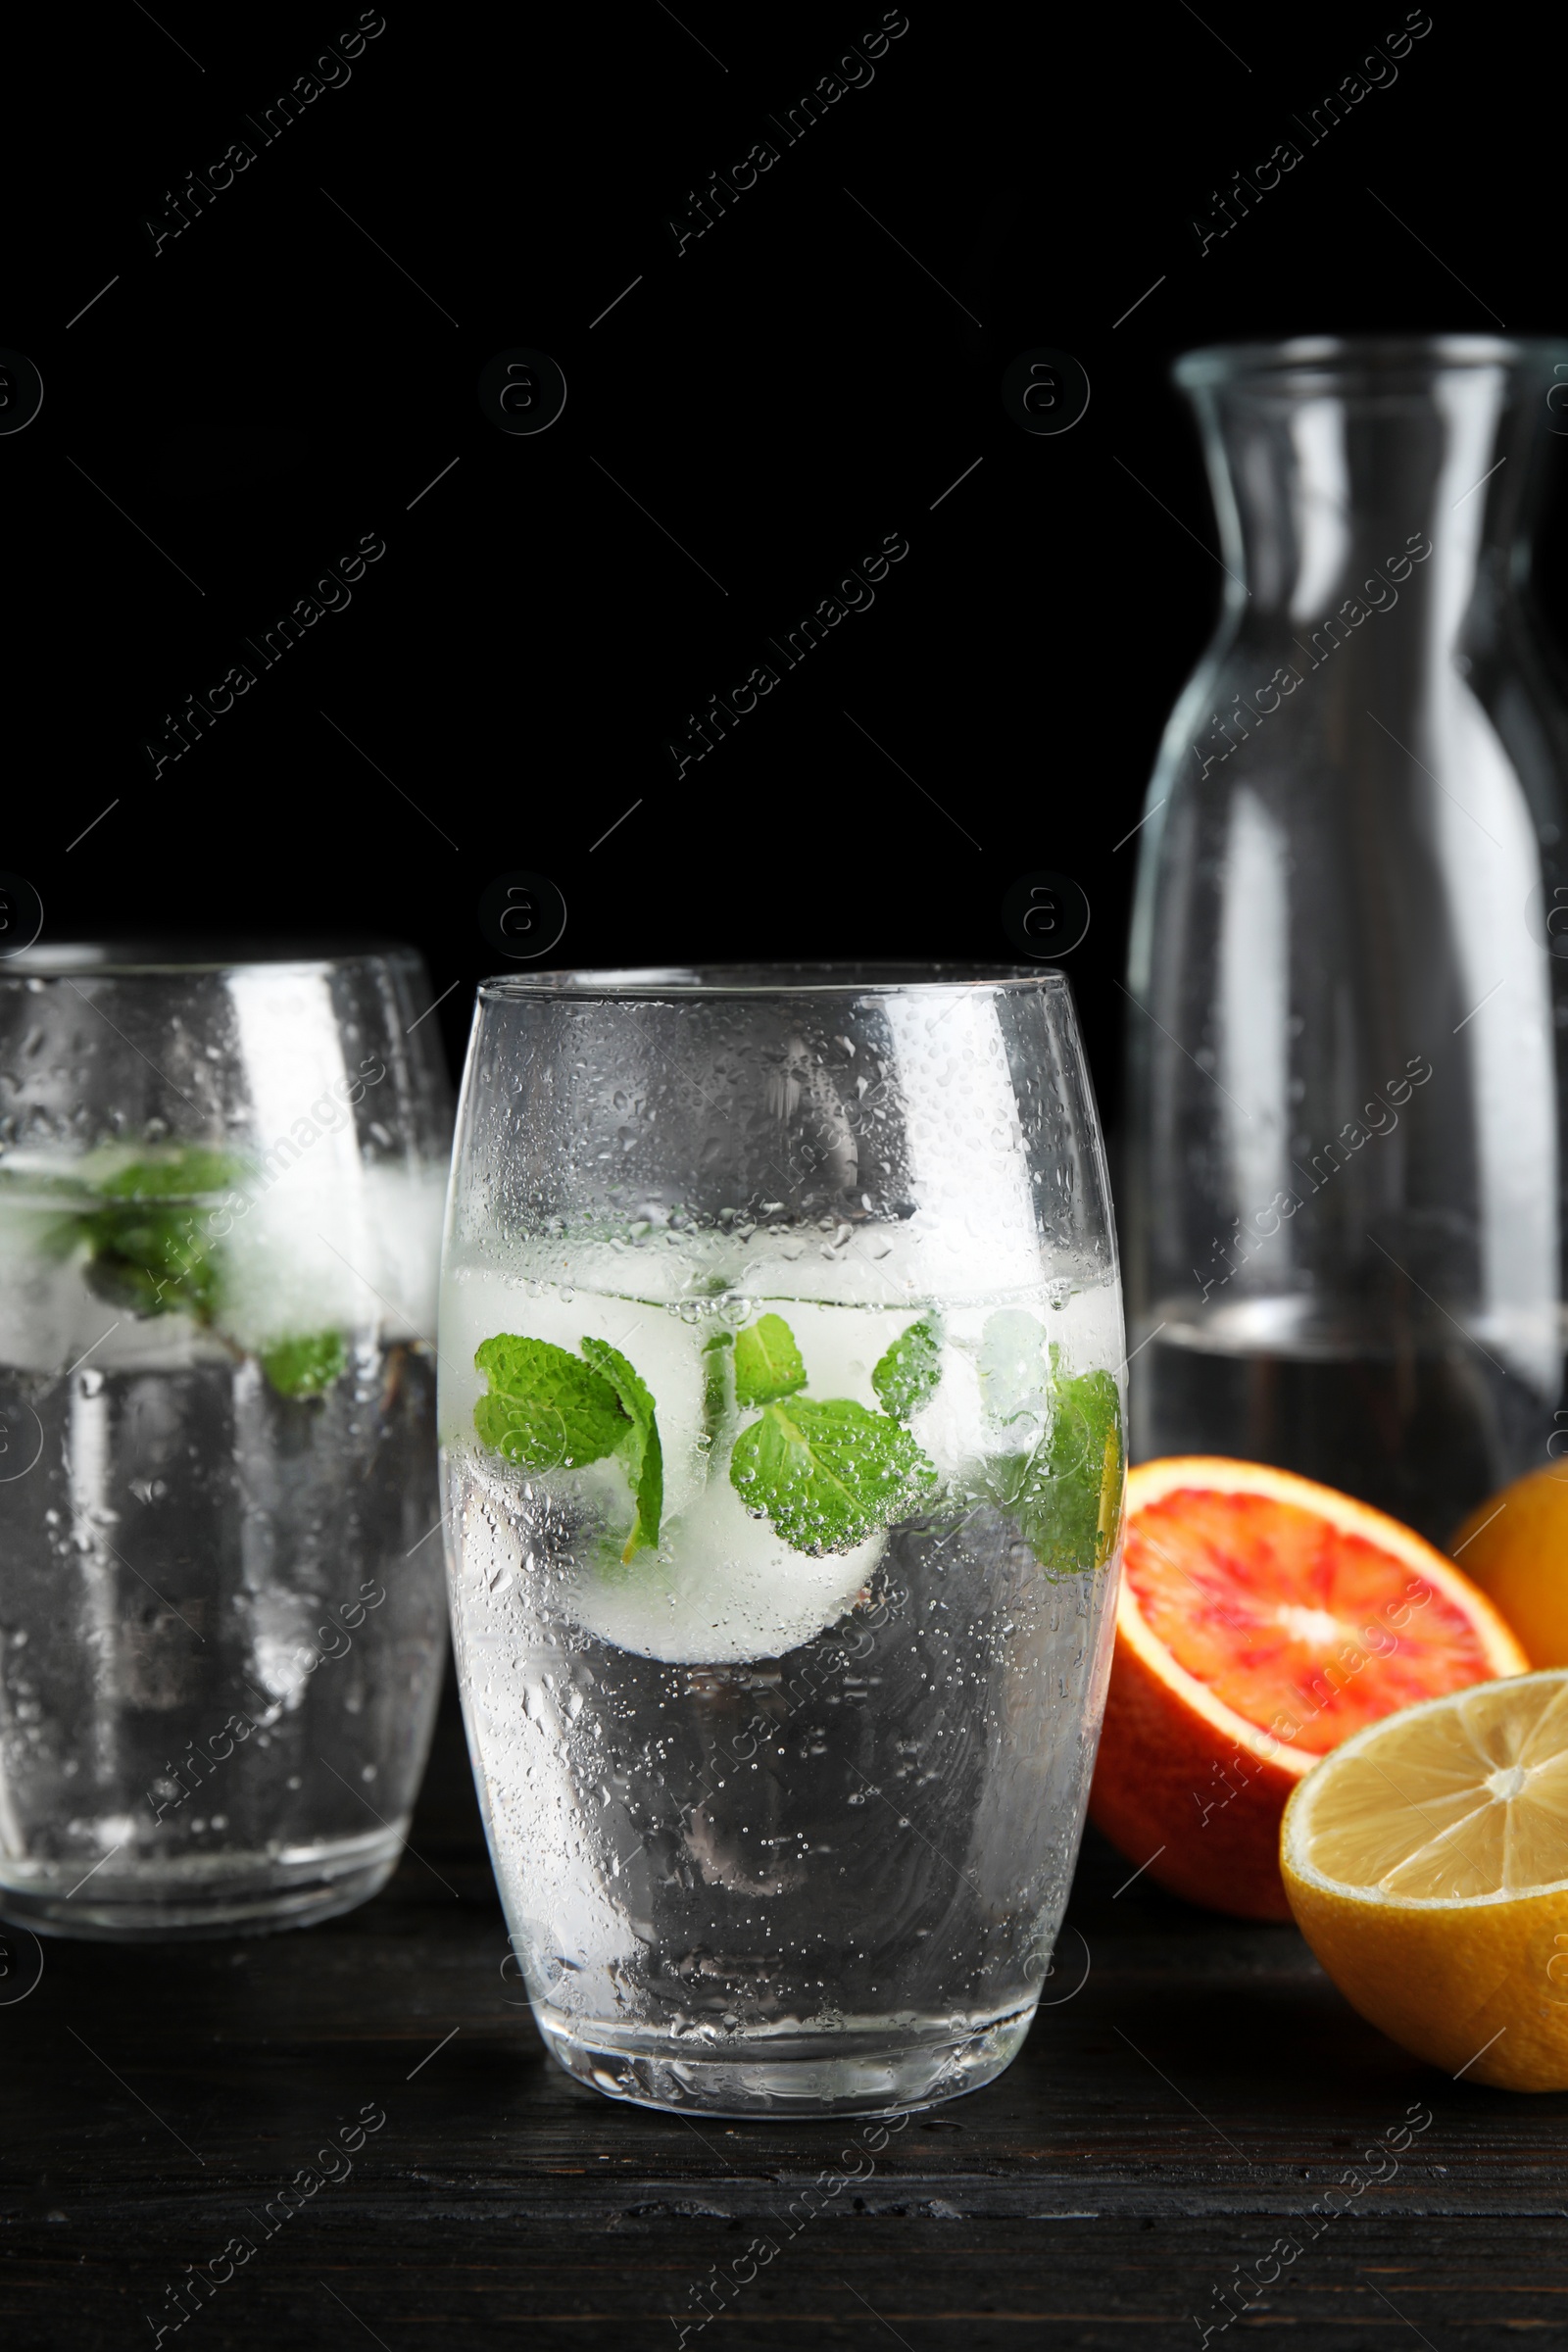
(1088, 1457, 1528, 1920)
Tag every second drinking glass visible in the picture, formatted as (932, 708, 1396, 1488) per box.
(0, 942, 452, 1937)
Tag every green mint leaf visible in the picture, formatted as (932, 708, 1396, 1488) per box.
(871, 1317, 942, 1420)
(472, 1334, 630, 1470)
(730, 1395, 936, 1555)
(987, 1348, 1124, 1576)
(702, 1329, 734, 1452)
(472, 1332, 665, 1565)
(97, 1148, 246, 1200)
(80, 1205, 221, 1321)
(74, 1148, 246, 1324)
(262, 1330, 348, 1398)
(579, 1337, 663, 1562)
(733, 1312, 808, 1408)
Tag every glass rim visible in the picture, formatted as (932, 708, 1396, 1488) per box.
(477, 961, 1074, 1002)
(0, 937, 424, 981)
(1174, 333, 1568, 389)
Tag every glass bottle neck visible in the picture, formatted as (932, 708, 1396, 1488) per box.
(1186, 362, 1555, 645)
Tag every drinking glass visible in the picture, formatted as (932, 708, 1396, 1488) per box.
(0, 941, 452, 1937)
(440, 964, 1125, 2117)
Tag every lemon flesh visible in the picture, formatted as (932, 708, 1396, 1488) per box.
(1298, 1672, 1568, 1899)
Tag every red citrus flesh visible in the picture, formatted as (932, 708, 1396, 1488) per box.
(1125, 1487, 1498, 1752)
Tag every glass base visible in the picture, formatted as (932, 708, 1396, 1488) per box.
(0, 1823, 405, 1941)
(534, 2001, 1035, 2119)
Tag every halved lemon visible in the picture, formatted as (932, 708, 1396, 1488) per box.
(1282, 1670, 1568, 2091)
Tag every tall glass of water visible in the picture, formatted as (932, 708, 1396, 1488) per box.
(0, 942, 452, 1937)
(441, 965, 1125, 2117)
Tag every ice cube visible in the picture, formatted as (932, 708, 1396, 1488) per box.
(566, 1469, 882, 1666)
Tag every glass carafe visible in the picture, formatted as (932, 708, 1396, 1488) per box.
(1125, 335, 1568, 1544)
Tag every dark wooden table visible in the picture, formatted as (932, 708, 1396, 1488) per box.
(4, 1669, 1563, 2352)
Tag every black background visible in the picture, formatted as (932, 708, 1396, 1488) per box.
(10, 0, 1565, 1140)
